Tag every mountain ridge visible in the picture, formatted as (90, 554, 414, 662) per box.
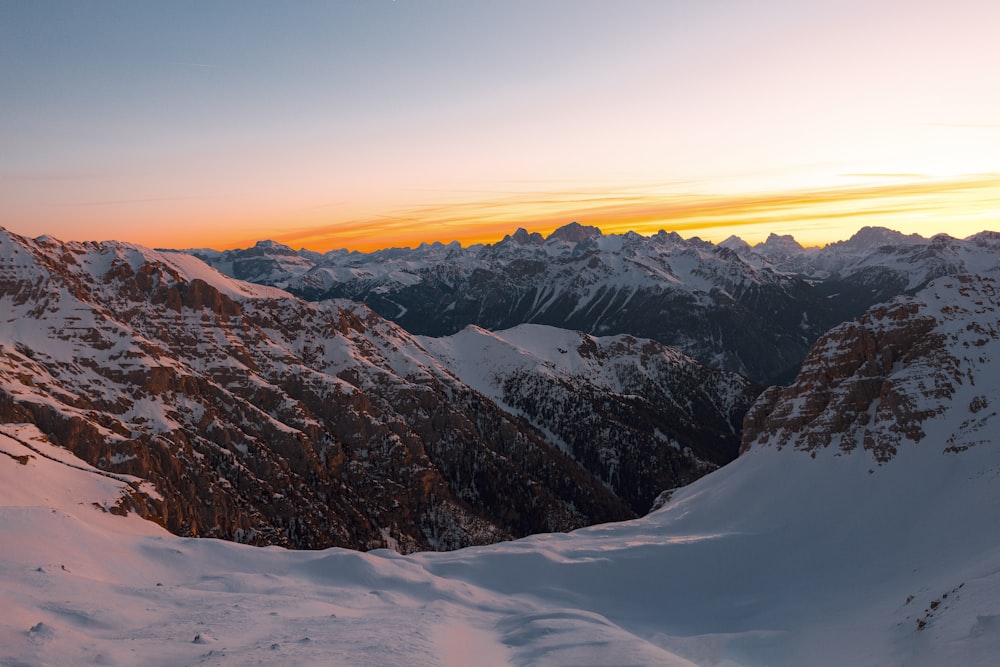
(189, 223, 1000, 385)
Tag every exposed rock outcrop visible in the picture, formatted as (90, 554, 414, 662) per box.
(0, 229, 636, 552)
(742, 275, 999, 462)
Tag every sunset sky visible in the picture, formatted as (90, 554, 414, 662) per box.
(3, 1, 1000, 252)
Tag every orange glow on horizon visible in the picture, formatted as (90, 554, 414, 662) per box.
(253, 174, 1000, 252)
(6, 174, 998, 253)
(6, 2, 1000, 259)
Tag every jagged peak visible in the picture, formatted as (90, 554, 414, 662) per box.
(929, 232, 958, 246)
(415, 239, 462, 251)
(759, 233, 803, 250)
(546, 221, 602, 243)
(719, 235, 751, 252)
(250, 239, 297, 256)
(504, 228, 545, 245)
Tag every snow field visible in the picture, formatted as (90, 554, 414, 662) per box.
(4, 399, 1000, 666)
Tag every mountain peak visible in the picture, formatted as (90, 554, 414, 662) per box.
(719, 235, 751, 252)
(504, 228, 545, 245)
(547, 222, 602, 243)
(251, 240, 297, 255)
(761, 233, 803, 250)
(839, 226, 923, 250)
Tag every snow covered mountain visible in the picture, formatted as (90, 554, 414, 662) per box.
(745, 227, 1000, 302)
(420, 324, 758, 514)
(190, 223, 1000, 385)
(190, 222, 839, 384)
(0, 227, 758, 551)
(3, 273, 998, 666)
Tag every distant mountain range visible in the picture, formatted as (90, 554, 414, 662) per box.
(189, 223, 1000, 385)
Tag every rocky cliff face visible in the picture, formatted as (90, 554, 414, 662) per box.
(743, 274, 999, 462)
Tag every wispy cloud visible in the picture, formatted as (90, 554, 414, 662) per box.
(252, 174, 1000, 251)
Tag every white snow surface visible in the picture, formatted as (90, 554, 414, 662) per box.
(4, 374, 1000, 666)
(155, 249, 294, 300)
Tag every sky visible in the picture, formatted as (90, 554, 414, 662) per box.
(3, 0, 1000, 252)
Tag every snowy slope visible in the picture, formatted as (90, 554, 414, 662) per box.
(421, 324, 760, 513)
(3, 276, 1000, 666)
(0, 425, 696, 667)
